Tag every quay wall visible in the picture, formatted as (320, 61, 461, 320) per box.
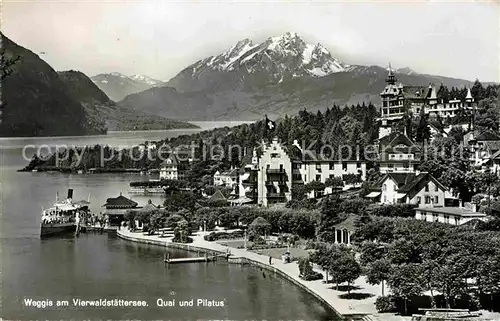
(116, 230, 374, 321)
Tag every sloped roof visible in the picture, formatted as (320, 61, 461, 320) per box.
(221, 169, 239, 177)
(249, 216, 271, 227)
(485, 141, 500, 154)
(380, 132, 419, 150)
(474, 130, 500, 142)
(401, 86, 429, 100)
(209, 190, 227, 202)
(103, 194, 138, 208)
(375, 172, 446, 193)
(334, 214, 359, 230)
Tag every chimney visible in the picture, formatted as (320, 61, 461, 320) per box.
(67, 189, 73, 200)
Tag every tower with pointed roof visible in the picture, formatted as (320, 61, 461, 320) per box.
(378, 66, 477, 140)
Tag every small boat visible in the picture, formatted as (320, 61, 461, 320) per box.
(40, 189, 91, 238)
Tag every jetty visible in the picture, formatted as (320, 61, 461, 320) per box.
(164, 252, 230, 264)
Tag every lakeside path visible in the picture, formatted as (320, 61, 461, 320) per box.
(116, 229, 410, 321)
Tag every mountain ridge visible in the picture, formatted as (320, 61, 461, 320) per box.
(91, 72, 165, 101)
(117, 32, 474, 121)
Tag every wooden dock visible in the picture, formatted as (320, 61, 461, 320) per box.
(164, 252, 230, 264)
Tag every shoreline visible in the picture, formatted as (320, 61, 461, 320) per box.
(116, 228, 379, 321)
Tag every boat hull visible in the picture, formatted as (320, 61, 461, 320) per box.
(40, 223, 76, 238)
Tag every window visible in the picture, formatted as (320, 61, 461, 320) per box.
(357, 162, 361, 169)
(434, 196, 439, 204)
(267, 164, 270, 170)
(383, 184, 387, 191)
(425, 185, 429, 192)
(425, 196, 431, 204)
(342, 162, 347, 171)
(316, 164, 321, 172)
(329, 163, 335, 170)
(416, 196, 422, 204)
(403, 163, 409, 170)
(279, 164, 284, 171)
(316, 175, 321, 182)
(271, 153, 279, 158)
(435, 185, 439, 192)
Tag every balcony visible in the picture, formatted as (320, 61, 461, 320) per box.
(267, 192, 286, 199)
(266, 168, 285, 174)
(266, 180, 287, 186)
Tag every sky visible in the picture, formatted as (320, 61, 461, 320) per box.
(3, 0, 499, 82)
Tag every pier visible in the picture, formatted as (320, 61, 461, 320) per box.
(164, 252, 230, 264)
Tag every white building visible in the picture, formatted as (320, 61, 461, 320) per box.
(256, 138, 367, 207)
(235, 150, 259, 205)
(159, 152, 192, 181)
(467, 130, 500, 171)
(213, 168, 239, 187)
(378, 67, 475, 138)
(415, 206, 487, 225)
(366, 172, 447, 206)
(257, 138, 293, 207)
(377, 133, 421, 173)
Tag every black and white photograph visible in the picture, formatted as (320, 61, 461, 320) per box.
(1, 1, 499, 320)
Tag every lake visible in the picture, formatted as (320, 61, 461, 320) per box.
(0, 122, 339, 320)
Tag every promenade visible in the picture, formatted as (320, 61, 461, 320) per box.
(116, 228, 409, 321)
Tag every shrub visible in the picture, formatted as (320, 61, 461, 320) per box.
(203, 230, 245, 241)
(375, 296, 397, 313)
(298, 257, 323, 281)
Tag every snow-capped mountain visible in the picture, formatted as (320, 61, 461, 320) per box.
(177, 32, 349, 85)
(120, 32, 473, 121)
(91, 73, 164, 101)
(130, 74, 163, 86)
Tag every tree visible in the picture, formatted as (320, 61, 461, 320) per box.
(366, 258, 392, 296)
(471, 79, 485, 102)
(306, 180, 326, 198)
(359, 241, 386, 266)
(317, 194, 343, 242)
(0, 49, 21, 124)
(163, 191, 198, 213)
(415, 106, 431, 145)
(327, 248, 362, 293)
(387, 263, 425, 315)
(325, 176, 344, 190)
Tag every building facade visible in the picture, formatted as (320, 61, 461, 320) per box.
(159, 152, 192, 181)
(367, 172, 447, 207)
(257, 138, 293, 207)
(378, 68, 475, 138)
(255, 138, 367, 207)
(415, 207, 487, 225)
(377, 132, 421, 173)
(213, 168, 239, 187)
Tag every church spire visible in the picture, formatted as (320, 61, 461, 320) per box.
(386, 63, 396, 85)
